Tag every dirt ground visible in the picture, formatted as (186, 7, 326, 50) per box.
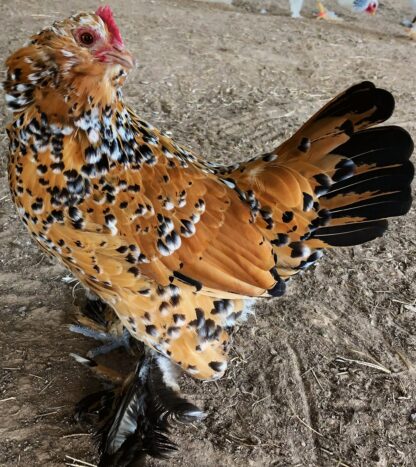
(1, 0, 416, 466)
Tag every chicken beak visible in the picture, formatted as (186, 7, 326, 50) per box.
(102, 47, 136, 70)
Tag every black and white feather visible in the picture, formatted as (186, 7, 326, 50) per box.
(76, 353, 205, 467)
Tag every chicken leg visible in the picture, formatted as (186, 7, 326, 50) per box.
(70, 295, 132, 358)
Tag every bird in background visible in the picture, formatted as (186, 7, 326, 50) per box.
(290, 0, 378, 19)
(401, 0, 416, 38)
(3, 5, 414, 466)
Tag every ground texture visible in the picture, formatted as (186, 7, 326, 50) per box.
(1, 0, 416, 465)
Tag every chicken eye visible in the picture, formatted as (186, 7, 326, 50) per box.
(80, 32, 95, 46)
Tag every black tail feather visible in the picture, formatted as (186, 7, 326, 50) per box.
(325, 163, 414, 201)
(314, 220, 388, 247)
(317, 82, 395, 125)
(313, 125, 414, 247)
(328, 188, 413, 221)
(336, 126, 414, 165)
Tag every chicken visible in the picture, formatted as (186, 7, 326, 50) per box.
(401, 0, 416, 38)
(289, 0, 378, 19)
(3, 5, 414, 466)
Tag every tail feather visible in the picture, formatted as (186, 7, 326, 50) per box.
(313, 220, 388, 247)
(324, 188, 412, 222)
(337, 126, 414, 165)
(314, 126, 414, 246)
(322, 165, 413, 207)
(315, 83, 394, 123)
(277, 81, 396, 163)
(219, 82, 414, 283)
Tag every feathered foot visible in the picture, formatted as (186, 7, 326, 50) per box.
(70, 295, 132, 358)
(70, 325, 132, 358)
(75, 351, 205, 467)
(71, 353, 125, 385)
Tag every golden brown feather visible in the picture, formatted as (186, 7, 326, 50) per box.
(3, 6, 414, 466)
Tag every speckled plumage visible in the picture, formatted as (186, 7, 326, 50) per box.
(3, 5, 414, 436)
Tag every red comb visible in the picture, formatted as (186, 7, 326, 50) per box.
(96, 5, 123, 46)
